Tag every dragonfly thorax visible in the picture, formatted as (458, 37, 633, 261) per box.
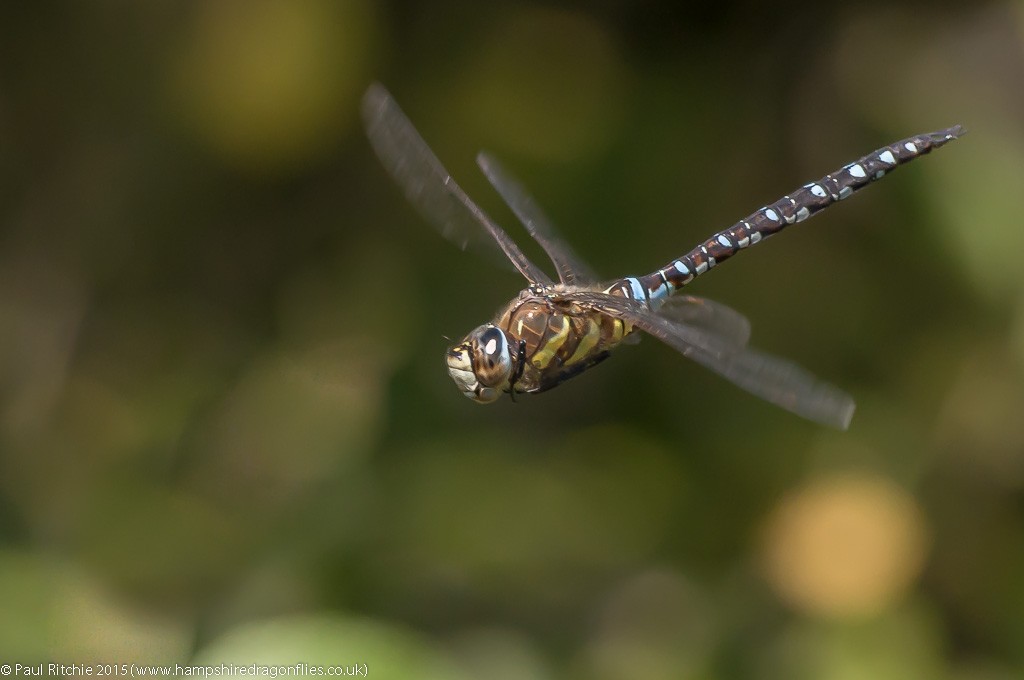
(446, 323, 515, 403)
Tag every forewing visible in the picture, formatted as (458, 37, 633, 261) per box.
(361, 83, 552, 285)
(477, 151, 599, 285)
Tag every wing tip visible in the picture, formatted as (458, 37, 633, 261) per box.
(809, 392, 855, 430)
(476, 149, 495, 169)
(360, 81, 391, 127)
(834, 400, 856, 431)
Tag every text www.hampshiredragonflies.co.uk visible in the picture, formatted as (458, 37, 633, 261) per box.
(1, 664, 368, 678)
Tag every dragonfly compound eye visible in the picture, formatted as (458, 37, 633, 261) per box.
(446, 331, 503, 403)
(472, 325, 512, 388)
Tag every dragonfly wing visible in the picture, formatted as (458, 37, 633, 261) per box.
(563, 291, 854, 429)
(559, 291, 734, 359)
(361, 83, 552, 285)
(682, 344, 855, 430)
(655, 295, 752, 350)
(477, 151, 599, 285)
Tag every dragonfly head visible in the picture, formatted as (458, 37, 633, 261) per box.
(446, 323, 513, 403)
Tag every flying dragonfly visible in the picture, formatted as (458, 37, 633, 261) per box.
(361, 82, 961, 429)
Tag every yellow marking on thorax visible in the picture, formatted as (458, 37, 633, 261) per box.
(565, 317, 601, 365)
(609, 318, 625, 344)
(530, 316, 570, 369)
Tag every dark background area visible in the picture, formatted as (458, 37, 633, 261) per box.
(2, 1, 1023, 677)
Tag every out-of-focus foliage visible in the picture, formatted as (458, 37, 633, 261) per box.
(1, 1, 1023, 677)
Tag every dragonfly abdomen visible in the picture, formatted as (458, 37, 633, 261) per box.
(638, 125, 964, 299)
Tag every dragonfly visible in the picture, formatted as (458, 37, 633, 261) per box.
(361, 82, 961, 429)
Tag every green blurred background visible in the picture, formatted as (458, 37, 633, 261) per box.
(2, 1, 1024, 678)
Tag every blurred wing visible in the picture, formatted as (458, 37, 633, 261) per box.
(477, 151, 599, 285)
(682, 344, 855, 430)
(361, 83, 552, 285)
(559, 291, 736, 359)
(655, 295, 752, 350)
(563, 291, 854, 429)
